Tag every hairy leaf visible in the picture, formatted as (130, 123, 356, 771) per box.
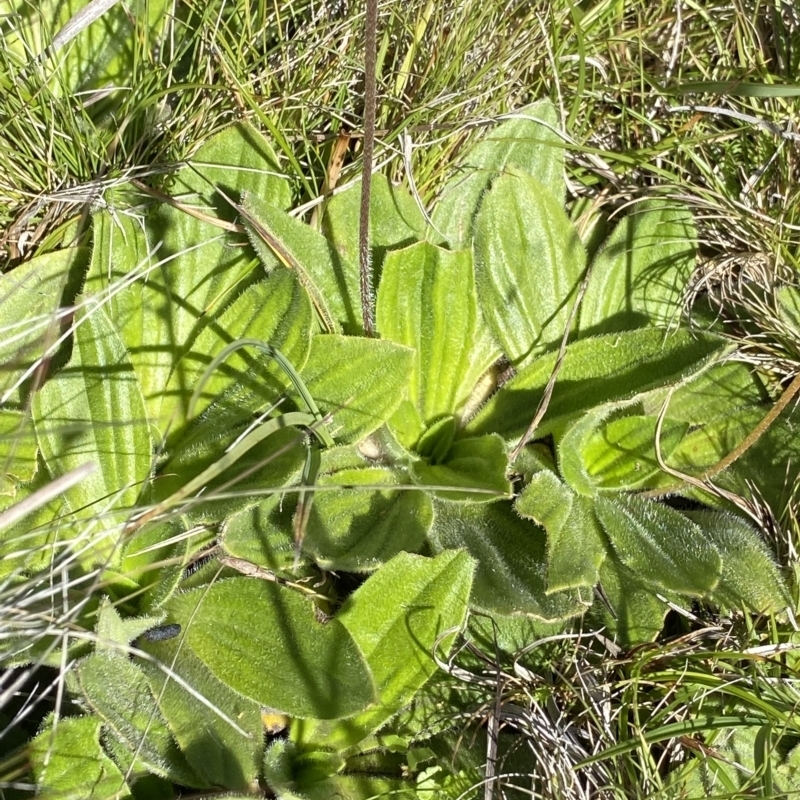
(559, 406, 688, 495)
(155, 421, 306, 526)
(171, 121, 291, 210)
(165, 577, 375, 719)
(222, 492, 296, 572)
(139, 636, 264, 790)
(376, 242, 500, 425)
(687, 511, 790, 612)
(595, 495, 721, 596)
(298, 334, 414, 443)
(33, 306, 152, 546)
(428, 500, 589, 620)
(473, 169, 585, 364)
(0, 409, 38, 495)
(29, 715, 131, 800)
(412, 434, 512, 502)
(72, 653, 202, 786)
(432, 100, 565, 248)
(242, 191, 346, 333)
(299, 550, 474, 750)
(304, 465, 432, 570)
(164, 270, 313, 427)
(466, 329, 725, 441)
(594, 553, 671, 645)
(579, 199, 697, 335)
(642, 360, 767, 425)
(0, 247, 87, 405)
(322, 173, 431, 303)
(89, 203, 255, 432)
(516, 471, 606, 592)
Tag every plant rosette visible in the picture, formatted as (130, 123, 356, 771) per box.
(3, 103, 794, 797)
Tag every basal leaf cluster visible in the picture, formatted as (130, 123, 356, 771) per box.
(2, 106, 796, 798)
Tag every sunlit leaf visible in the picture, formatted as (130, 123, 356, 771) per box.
(473, 169, 585, 364)
(222, 492, 296, 572)
(593, 552, 671, 645)
(298, 334, 414, 443)
(595, 494, 721, 596)
(377, 242, 500, 425)
(29, 715, 131, 800)
(298, 550, 474, 750)
(304, 465, 432, 570)
(0, 247, 87, 405)
(0, 409, 38, 494)
(33, 305, 152, 548)
(164, 577, 375, 719)
(558, 406, 688, 495)
(432, 100, 565, 248)
(88, 203, 256, 432)
(139, 636, 264, 790)
(241, 191, 348, 333)
(72, 653, 202, 786)
(413, 434, 512, 502)
(322, 173, 431, 304)
(171, 121, 292, 210)
(164, 269, 313, 426)
(688, 510, 790, 612)
(579, 199, 696, 335)
(466, 329, 725, 441)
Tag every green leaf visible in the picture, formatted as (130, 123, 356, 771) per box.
(222, 492, 297, 572)
(139, 635, 264, 790)
(322, 173, 431, 292)
(558, 407, 688, 495)
(594, 553, 671, 645)
(170, 121, 292, 210)
(413, 434, 512, 502)
(72, 653, 202, 786)
(473, 169, 586, 364)
(0, 464, 70, 579)
(304, 465, 432, 570)
(155, 421, 306, 526)
(241, 191, 345, 333)
(165, 577, 375, 719)
(595, 495, 721, 596)
(687, 511, 790, 612)
(432, 100, 565, 248)
(376, 242, 500, 425)
(88, 202, 256, 432)
(642, 360, 767, 426)
(776, 285, 800, 334)
(516, 471, 606, 592)
(33, 306, 152, 543)
(579, 199, 697, 335)
(298, 334, 414, 443)
(0, 247, 87, 405)
(164, 269, 313, 427)
(266, 740, 409, 800)
(0, 409, 38, 495)
(709, 406, 800, 520)
(299, 550, 474, 750)
(29, 715, 131, 800)
(666, 405, 763, 476)
(466, 329, 726, 441)
(428, 500, 589, 620)
(94, 599, 162, 654)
